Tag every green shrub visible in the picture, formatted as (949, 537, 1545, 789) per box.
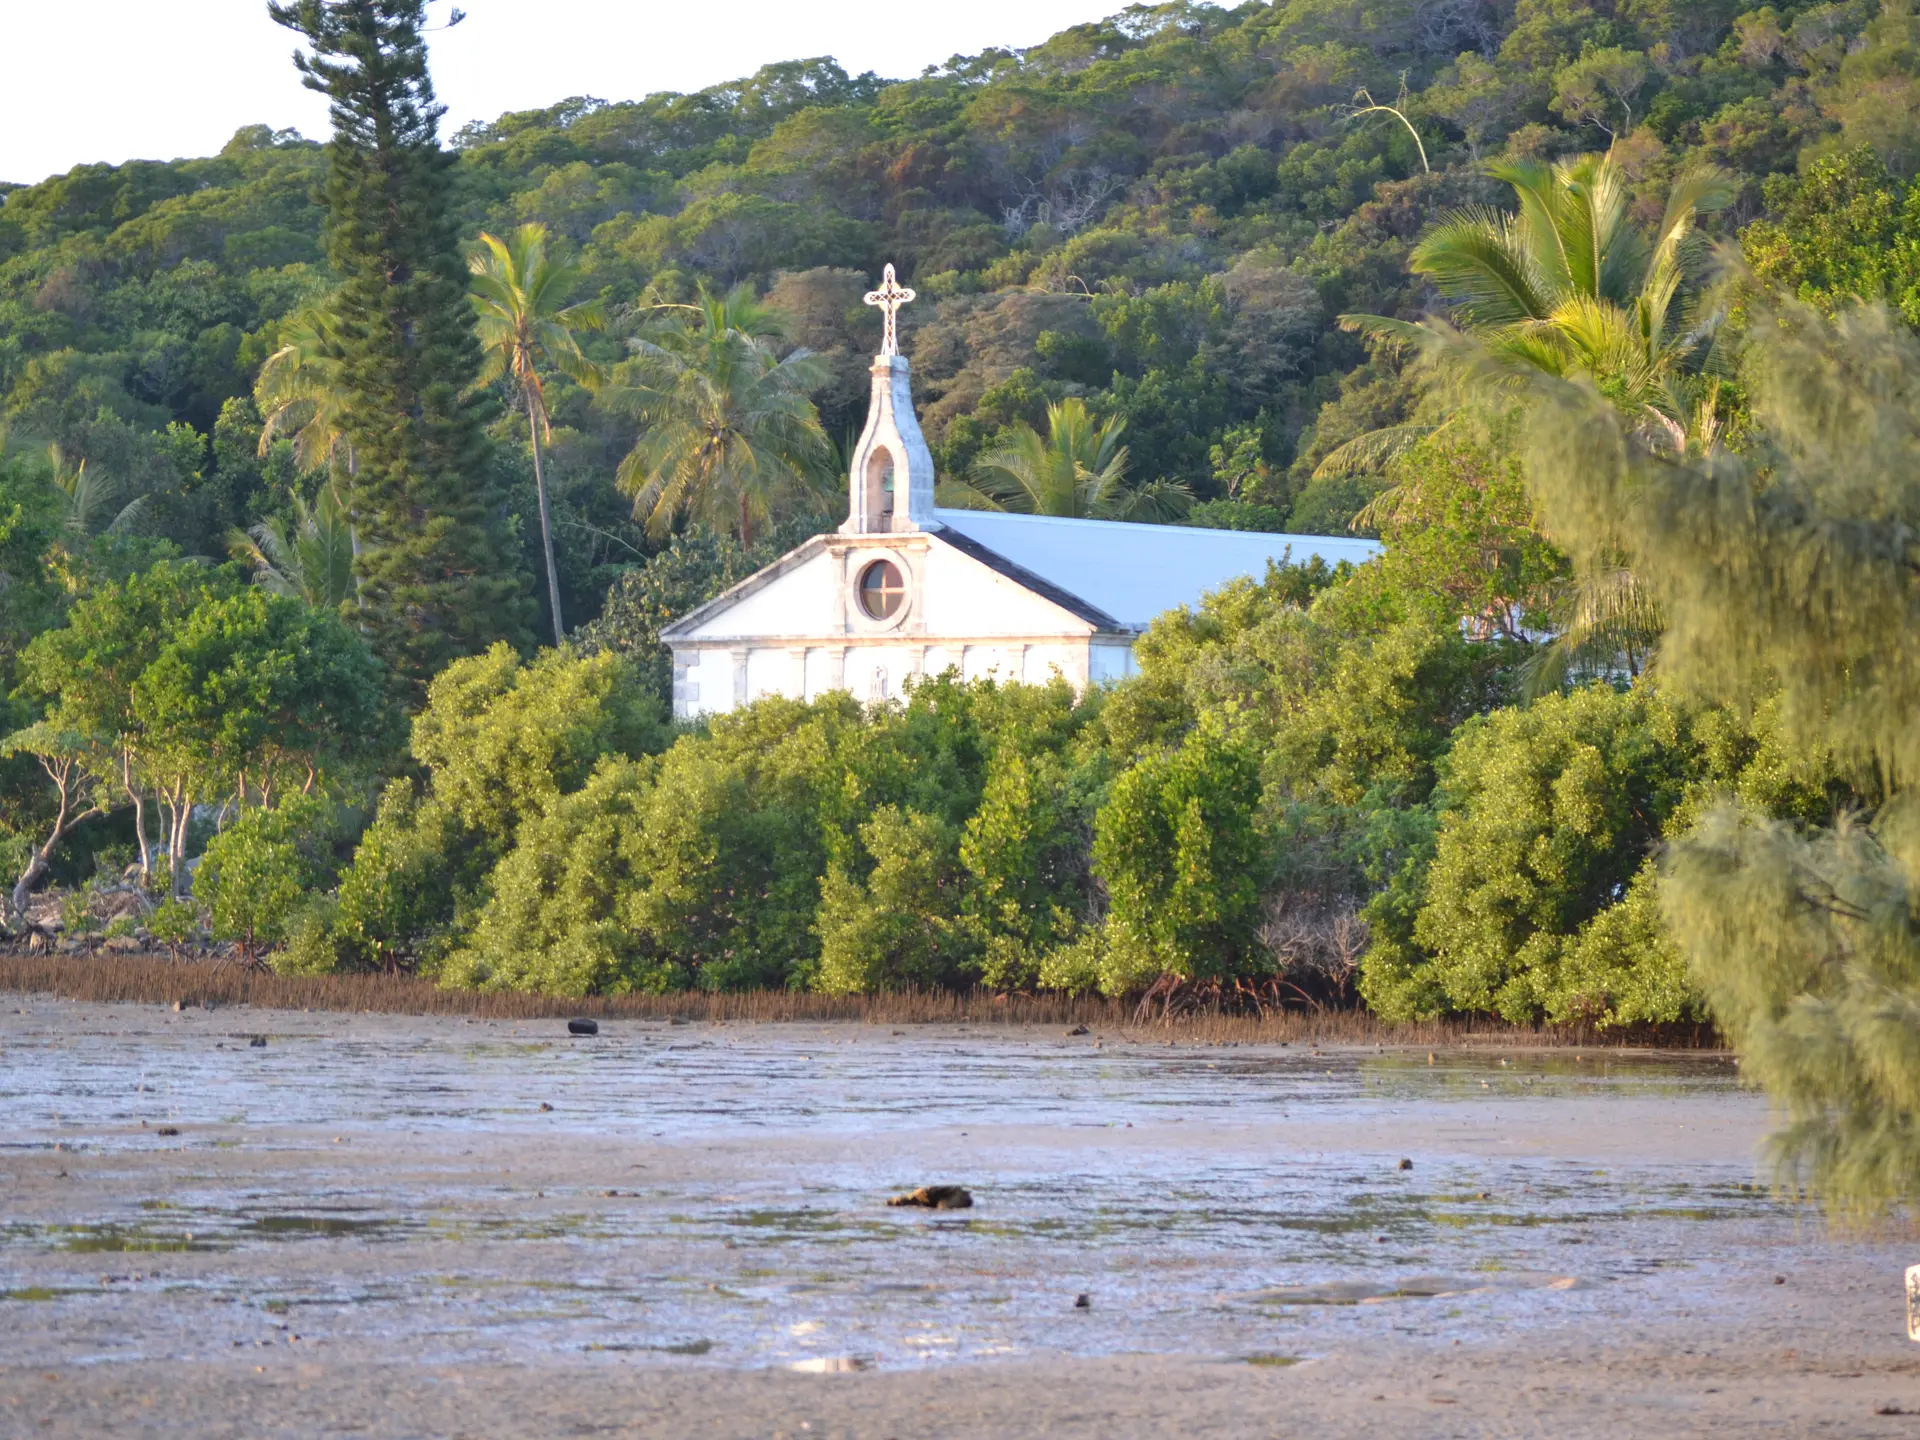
(959, 749, 1084, 990)
(816, 806, 967, 994)
(1359, 684, 1699, 1024)
(1036, 928, 1106, 993)
(60, 890, 97, 937)
(440, 757, 664, 995)
(332, 645, 668, 969)
(409, 643, 666, 856)
(334, 781, 460, 969)
(273, 897, 347, 977)
(1092, 729, 1266, 994)
(147, 898, 198, 961)
(196, 795, 334, 961)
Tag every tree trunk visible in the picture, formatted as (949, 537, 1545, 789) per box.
(164, 784, 194, 900)
(739, 494, 753, 550)
(123, 750, 153, 887)
(528, 395, 565, 646)
(11, 850, 51, 922)
(11, 761, 104, 919)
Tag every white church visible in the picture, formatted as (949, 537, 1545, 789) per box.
(660, 266, 1380, 720)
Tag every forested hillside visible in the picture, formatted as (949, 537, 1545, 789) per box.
(9, 0, 1914, 623)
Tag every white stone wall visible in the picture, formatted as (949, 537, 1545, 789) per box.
(665, 531, 1132, 720)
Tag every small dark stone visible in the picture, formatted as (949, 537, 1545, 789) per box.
(887, 1184, 973, 1210)
(1074, 1293, 1091, 1309)
(1397, 1157, 1412, 1171)
(568, 1018, 599, 1036)
(1064, 1025, 1090, 1036)
(157, 1127, 180, 1137)
(249, 1035, 267, 1048)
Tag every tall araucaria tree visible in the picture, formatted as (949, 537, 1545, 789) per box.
(268, 0, 535, 690)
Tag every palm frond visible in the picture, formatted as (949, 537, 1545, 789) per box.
(1522, 563, 1666, 696)
(1311, 423, 1436, 480)
(934, 478, 1007, 511)
(1335, 313, 1435, 355)
(1411, 211, 1551, 324)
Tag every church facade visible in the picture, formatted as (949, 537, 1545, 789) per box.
(659, 266, 1380, 721)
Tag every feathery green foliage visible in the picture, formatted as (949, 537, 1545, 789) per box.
(252, 308, 354, 475)
(1509, 293, 1920, 1215)
(943, 397, 1191, 520)
(228, 481, 357, 610)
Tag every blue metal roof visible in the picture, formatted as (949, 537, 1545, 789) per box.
(931, 509, 1380, 630)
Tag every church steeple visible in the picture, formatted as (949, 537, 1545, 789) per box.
(843, 264, 936, 535)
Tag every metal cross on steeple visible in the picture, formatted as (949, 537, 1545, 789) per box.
(863, 263, 916, 358)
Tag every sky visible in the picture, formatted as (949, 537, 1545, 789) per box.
(1, 0, 1128, 187)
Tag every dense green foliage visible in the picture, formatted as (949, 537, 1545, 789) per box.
(329, 643, 666, 966)
(1359, 685, 1836, 1025)
(6, 0, 1920, 1213)
(9, 0, 1906, 595)
(197, 792, 338, 958)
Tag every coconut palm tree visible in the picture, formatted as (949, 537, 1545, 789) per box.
(610, 284, 832, 547)
(47, 445, 146, 537)
(940, 399, 1190, 520)
(1328, 152, 1734, 471)
(469, 223, 606, 644)
(253, 308, 354, 474)
(1326, 152, 1735, 682)
(227, 483, 358, 612)
(1401, 152, 1732, 438)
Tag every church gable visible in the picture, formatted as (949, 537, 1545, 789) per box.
(663, 538, 837, 642)
(922, 533, 1106, 637)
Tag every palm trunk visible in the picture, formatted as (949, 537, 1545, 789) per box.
(528, 395, 564, 646)
(739, 494, 753, 550)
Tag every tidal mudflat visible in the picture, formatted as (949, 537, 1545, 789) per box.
(0, 997, 1912, 1438)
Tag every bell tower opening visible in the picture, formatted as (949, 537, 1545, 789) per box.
(866, 449, 895, 533)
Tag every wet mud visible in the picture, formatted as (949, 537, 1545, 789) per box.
(0, 997, 1913, 1437)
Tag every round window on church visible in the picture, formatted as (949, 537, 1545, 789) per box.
(857, 559, 906, 620)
